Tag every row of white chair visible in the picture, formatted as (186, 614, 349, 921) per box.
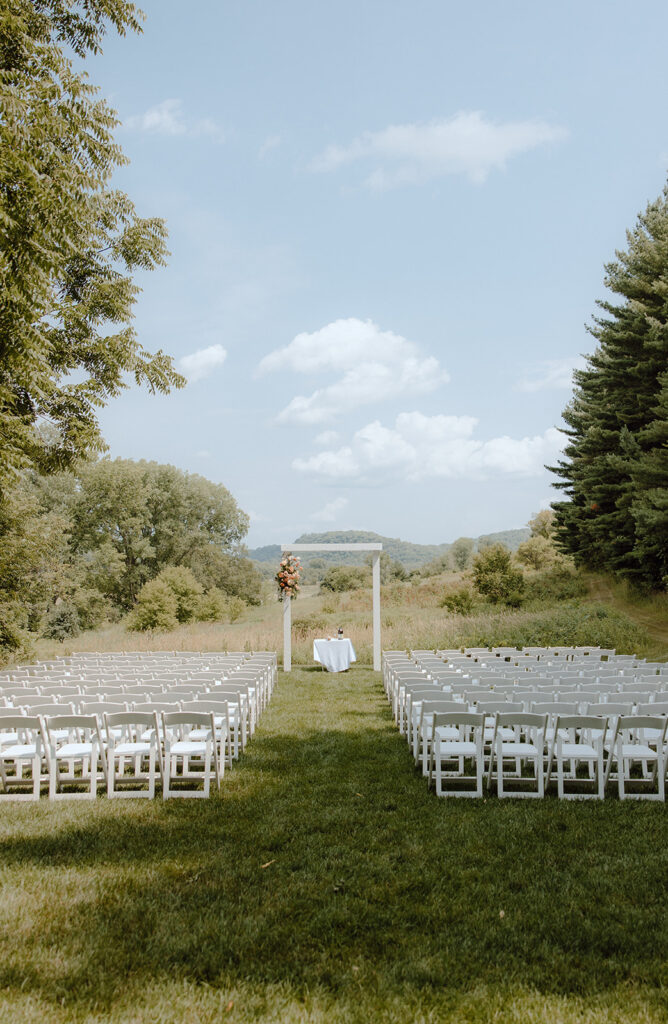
(0, 652, 278, 800)
(0, 709, 227, 800)
(382, 651, 668, 800)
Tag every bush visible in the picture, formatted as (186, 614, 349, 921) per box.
(515, 535, 557, 570)
(524, 566, 588, 604)
(320, 566, 366, 593)
(227, 596, 246, 622)
(128, 579, 178, 632)
(156, 566, 203, 623)
(472, 544, 525, 606)
(293, 613, 328, 639)
(440, 587, 474, 614)
(41, 603, 80, 641)
(196, 587, 228, 622)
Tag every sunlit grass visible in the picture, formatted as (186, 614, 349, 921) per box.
(1, 668, 667, 1023)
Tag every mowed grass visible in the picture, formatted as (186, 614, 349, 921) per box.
(1, 668, 668, 1023)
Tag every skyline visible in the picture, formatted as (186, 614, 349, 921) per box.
(82, 1, 668, 546)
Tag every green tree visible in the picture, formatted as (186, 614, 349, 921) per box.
(63, 459, 252, 607)
(471, 544, 525, 605)
(0, 1, 183, 486)
(320, 566, 365, 593)
(528, 509, 555, 539)
(127, 577, 178, 632)
(450, 537, 474, 571)
(551, 180, 668, 589)
(155, 566, 202, 624)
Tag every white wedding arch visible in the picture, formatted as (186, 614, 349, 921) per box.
(280, 543, 382, 672)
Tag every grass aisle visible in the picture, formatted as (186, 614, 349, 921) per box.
(1, 668, 668, 1024)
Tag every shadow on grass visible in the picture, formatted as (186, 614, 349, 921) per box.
(1, 712, 668, 1011)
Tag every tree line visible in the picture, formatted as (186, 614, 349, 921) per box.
(0, 458, 262, 656)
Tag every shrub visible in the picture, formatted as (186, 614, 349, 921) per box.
(515, 535, 557, 570)
(156, 566, 203, 623)
(293, 613, 328, 639)
(440, 586, 474, 614)
(320, 566, 365, 593)
(128, 579, 178, 632)
(196, 588, 228, 622)
(41, 603, 80, 641)
(472, 544, 525, 605)
(227, 596, 246, 622)
(524, 566, 588, 604)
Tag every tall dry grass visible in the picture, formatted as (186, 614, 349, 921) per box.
(31, 572, 664, 666)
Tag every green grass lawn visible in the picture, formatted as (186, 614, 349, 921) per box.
(1, 668, 667, 1023)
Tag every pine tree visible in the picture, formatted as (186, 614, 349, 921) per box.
(551, 180, 668, 589)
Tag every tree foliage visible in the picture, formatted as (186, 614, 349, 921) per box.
(0, 0, 184, 487)
(471, 544, 525, 606)
(551, 181, 668, 590)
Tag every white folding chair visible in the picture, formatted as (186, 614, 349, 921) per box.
(606, 715, 667, 801)
(181, 700, 231, 771)
(0, 715, 46, 800)
(430, 711, 486, 798)
(44, 714, 107, 800)
(161, 711, 220, 799)
(547, 715, 608, 800)
(104, 712, 161, 799)
(414, 699, 465, 774)
(487, 712, 548, 798)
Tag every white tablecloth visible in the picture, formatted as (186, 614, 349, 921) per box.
(313, 638, 357, 673)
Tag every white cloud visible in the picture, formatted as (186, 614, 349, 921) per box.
(195, 449, 211, 459)
(293, 411, 563, 482)
(126, 99, 224, 141)
(310, 497, 349, 523)
(515, 356, 588, 393)
(178, 344, 227, 383)
(259, 318, 449, 424)
(310, 111, 567, 188)
(259, 134, 282, 159)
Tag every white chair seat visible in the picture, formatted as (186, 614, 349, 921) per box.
(499, 741, 541, 757)
(439, 740, 477, 757)
(0, 743, 37, 758)
(55, 742, 95, 759)
(114, 741, 152, 757)
(560, 742, 597, 759)
(170, 740, 207, 757)
(620, 742, 657, 759)
(433, 725, 460, 741)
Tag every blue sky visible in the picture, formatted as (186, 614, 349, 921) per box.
(88, 0, 668, 547)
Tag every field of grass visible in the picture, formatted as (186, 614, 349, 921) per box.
(1, 668, 668, 1023)
(32, 571, 665, 668)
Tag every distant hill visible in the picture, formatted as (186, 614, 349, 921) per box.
(248, 528, 530, 570)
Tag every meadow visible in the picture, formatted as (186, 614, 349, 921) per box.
(33, 569, 667, 667)
(3, 572, 666, 1023)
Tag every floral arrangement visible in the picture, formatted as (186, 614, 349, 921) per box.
(276, 553, 302, 600)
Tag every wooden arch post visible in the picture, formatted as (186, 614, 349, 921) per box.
(280, 543, 382, 673)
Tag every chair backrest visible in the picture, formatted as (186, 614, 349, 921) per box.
(636, 701, 668, 715)
(586, 702, 634, 716)
(554, 714, 609, 736)
(532, 701, 579, 716)
(104, 710, 160, 735)
(77, 700, 127, 716)
(614, 715, 668, 741)
(432, 711, 486, 730)
(420, 699, 467, 716)
(478, 701, 523, 715)
(131, 701, 181, 714)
